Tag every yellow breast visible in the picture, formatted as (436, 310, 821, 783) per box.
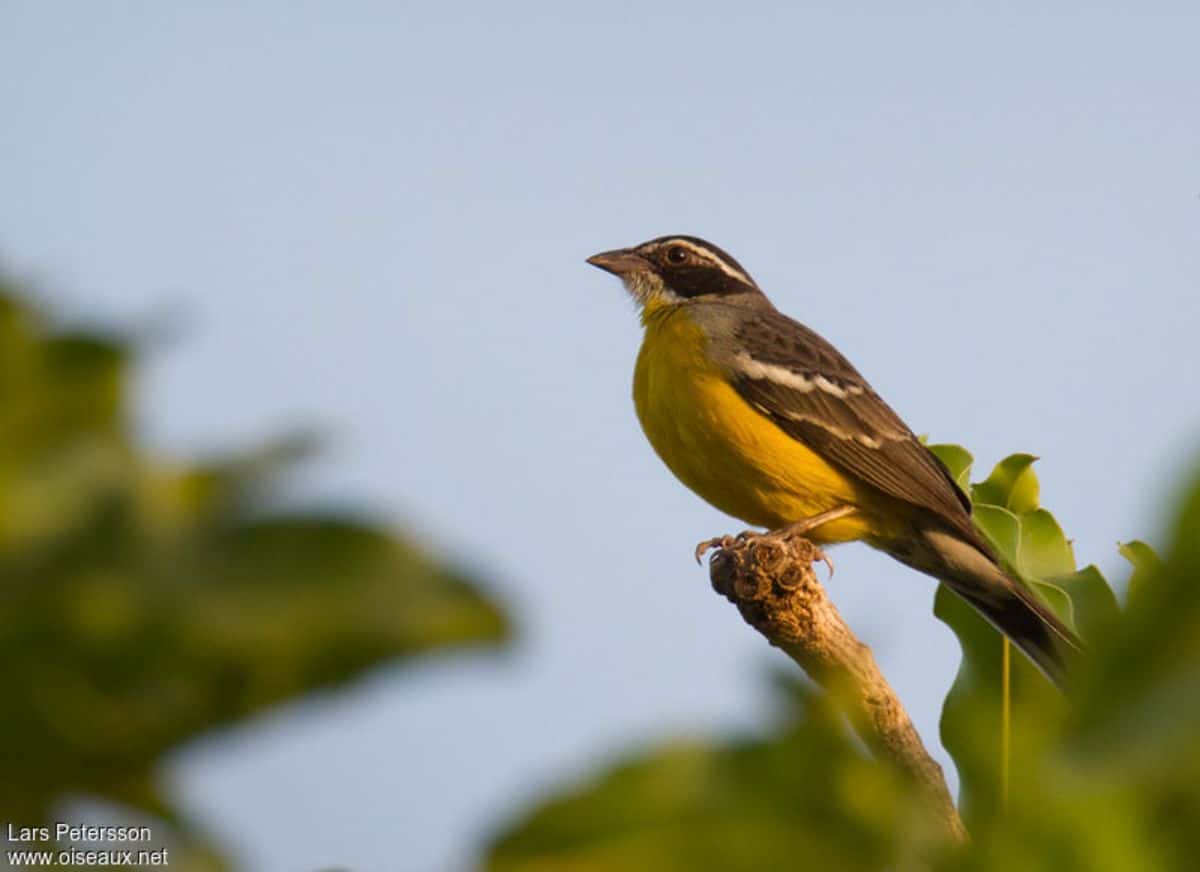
(632, 304, 876, 543)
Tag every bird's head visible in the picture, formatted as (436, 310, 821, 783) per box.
(586, 235, 761, 312)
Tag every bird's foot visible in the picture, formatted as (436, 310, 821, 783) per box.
(694, 533, 747, 565)
(695, 505, 857, 575)
(694, 528, 835, 577)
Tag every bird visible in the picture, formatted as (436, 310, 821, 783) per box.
(586, 234, 1081, 688)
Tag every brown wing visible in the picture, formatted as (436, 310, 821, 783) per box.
(722, 306, 982, 547)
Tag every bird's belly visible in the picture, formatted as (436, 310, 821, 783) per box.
(633, 312, 873, 543)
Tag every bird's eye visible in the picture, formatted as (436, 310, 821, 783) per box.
(666, 246, 689, 265)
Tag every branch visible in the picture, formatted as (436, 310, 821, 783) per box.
(705, 533, 967, 843)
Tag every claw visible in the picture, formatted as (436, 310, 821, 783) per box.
(697, 528, 836, 578)
(694, 537, 720, 564)
(817, 549, 835, 577)
(694, 533, 746, 564)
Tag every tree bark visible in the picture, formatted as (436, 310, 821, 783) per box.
(705, 533, 967, 843)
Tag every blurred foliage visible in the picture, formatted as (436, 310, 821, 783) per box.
(488, 679, 947, 872)
(941, 454, 1200, 872)
(926, 446, 1119, 828)
(484, 443, 1200, 871)
(0, 283, 510, 868)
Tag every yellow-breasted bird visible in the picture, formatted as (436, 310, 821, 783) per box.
(587, 234, 1081, 688)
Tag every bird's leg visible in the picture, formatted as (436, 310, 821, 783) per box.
(771, 504, 859, 539)
(695, 505, 859, 576)
(767, 505, 858, 575)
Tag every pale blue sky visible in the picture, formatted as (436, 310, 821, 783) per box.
(2, 3, 1198, 870)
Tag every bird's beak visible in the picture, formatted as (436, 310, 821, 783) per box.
(586, 248, 650, 277)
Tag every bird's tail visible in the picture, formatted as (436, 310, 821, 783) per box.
(945, 569, 1081, 689)
(896, 527, 1084, 690)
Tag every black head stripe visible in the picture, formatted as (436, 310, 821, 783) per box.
(660, 264, 758, 298)
(646, 235, 755, 284)
(637, 235, 760, 298)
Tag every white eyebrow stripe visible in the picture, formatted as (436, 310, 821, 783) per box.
(668, 239, 755, 286)
(732, 352, 814, 392)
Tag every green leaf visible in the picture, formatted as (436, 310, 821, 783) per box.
(927, 443, 974, 492)
(0, 285, 512, 866)
(485, 684, 950, 872)
(1118, 539, 1162, 609)
(1016, 509, 1075, 579)
(971, 453, 1040, 514)
(1068, 471, 1200, 774)
(1026, 577, 1074, 628)
(972, 504, 1021, 562)
(933, 445, 1125, 831)
(1044, 565, 1119, 644)
(934, 582, 1064, 829)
